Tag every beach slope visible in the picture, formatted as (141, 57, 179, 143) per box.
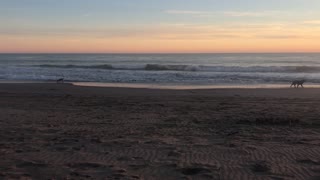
(0, 83, 320, 179)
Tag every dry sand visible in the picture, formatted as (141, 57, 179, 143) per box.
(0, 83, 320, 180)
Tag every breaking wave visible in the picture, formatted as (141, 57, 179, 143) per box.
(38, 64, 114, 69)
(36, 64, 320, 73)
(144, 64, 200, 71)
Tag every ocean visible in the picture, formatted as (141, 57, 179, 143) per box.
(0, 53, 320, 88)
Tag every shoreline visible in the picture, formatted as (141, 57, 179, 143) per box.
(0, 80, 319, 90)
(1, 83, 320, 100)
(73, 82, 320, 90)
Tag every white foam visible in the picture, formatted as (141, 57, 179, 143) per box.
(72, 82, 320, 90)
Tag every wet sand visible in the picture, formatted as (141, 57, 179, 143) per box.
(0, 83, 320, 179)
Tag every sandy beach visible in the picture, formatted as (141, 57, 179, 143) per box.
(0, 83, 320, 179)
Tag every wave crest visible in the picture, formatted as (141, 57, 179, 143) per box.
(37, 64, 320, 73)
(39, 64, 113, 69)
(145, 64, 200, 71)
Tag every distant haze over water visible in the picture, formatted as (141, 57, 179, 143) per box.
(0, 53, 320, 86)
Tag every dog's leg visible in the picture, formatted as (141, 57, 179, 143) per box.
(291, 83, 294, 88)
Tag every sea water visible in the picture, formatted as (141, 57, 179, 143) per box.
(0, 53, 320, 88)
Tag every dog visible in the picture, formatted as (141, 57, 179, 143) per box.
(290, 80, 305, 88)
(56, 78, 64, 83)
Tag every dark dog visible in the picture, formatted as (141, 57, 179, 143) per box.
(290, 80, 305, 88)
(56, 78, 64, 83)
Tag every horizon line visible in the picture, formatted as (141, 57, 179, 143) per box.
(1, 51, 320, 54)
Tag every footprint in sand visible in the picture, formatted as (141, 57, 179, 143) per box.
(297, 159, 320, 166)
(167, 150, 181, 157)
(251, 161, 271, 173)
(16, 160, 48, 168)
(180, 167, 211, 176)
(67, 162, 108, 169)
(67, 162, 113, 178)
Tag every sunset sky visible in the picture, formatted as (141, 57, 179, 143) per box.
(1, 0, 320, 53)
